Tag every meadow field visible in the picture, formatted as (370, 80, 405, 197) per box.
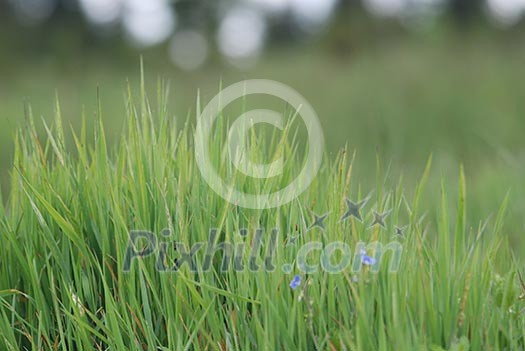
(1, 32, 525, 349)
(2, 33, 525, 248)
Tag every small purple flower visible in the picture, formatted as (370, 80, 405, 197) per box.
(289, 275, 302, 290)
(360, 249, 377, 266)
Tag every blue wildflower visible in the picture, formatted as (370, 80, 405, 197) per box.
(289, 275, 302, 290)
(360, 249, 377, 266)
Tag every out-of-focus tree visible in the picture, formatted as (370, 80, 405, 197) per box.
(327, 0, 369, 57)
(449, 0, 484, 24)
(2, 0, 525, 69)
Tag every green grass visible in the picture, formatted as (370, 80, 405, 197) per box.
(2, 37, 525, 256)
(0, 78, 524, 350)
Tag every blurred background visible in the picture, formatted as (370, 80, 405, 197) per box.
(1, 0, 525, 251)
